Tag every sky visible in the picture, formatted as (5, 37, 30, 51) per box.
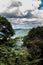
(0, 0, 43, 29)
(38, 0, 43, 9)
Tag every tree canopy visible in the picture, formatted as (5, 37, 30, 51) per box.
(23, 26, 43, 65)
(28, 26, 43, 39)
(0, 16, 14, 40)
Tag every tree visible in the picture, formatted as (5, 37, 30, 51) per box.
(28, 26, 43, 39)
(0, 16, 14, 41)
(0, 16, 15, 65)
(23, 26, 43, 65)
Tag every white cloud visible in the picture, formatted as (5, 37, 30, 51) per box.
(0, 0, 41, 18)
(32, 9, 43, 19)
(19, 0, 41, 12)
(0, 0, 41, 13)
(8, 1, 22, 8)
(0, 0, 43, 29)
(8, 17, 43, 29)
(0, 0, 10, 12)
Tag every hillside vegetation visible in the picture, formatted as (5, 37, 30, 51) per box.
(23, 26, 43, 65)
(0, 16, 43, 65)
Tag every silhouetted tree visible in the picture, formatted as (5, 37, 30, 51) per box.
(0, 16, 14, 41)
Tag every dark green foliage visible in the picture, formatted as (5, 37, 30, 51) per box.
(0, 16, 14, 40)
(23, 26, 43, 65)
(0, 16, 29, 65)
(28, 26, 43, 39)
(0, 17, 43, 65)
(0, 41, 29, 65)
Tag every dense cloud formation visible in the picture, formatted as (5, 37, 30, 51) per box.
(0, 0, 41, 18)
(0, 0, 43, 29)
(8, 1, 22, 8)
(1, 10, 36, 18)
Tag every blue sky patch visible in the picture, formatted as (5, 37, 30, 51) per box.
(38, 0, 43, 9)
